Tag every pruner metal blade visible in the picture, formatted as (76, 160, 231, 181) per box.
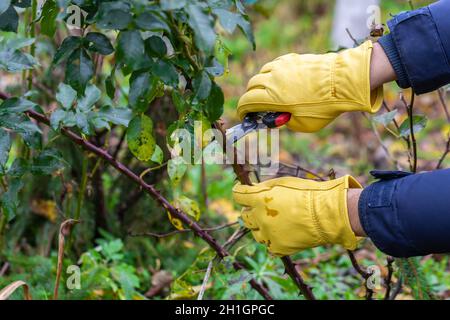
(225, 112, 291, 146)
(225, 122, 260, 145)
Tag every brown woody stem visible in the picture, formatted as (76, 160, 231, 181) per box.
(347, 250, 374, 300)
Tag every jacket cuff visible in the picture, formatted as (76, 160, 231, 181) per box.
(358, 171, 419, 258)
(359, 169, 450, 258)
(378, 34, 411, 89)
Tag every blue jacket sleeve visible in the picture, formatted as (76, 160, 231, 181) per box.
(378, 0, 450, 94)
(358, 169, 450, 257)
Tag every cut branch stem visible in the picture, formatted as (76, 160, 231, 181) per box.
(347, 250, 374, 300)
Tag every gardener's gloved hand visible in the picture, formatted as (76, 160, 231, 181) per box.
(237, 41, 384, 132)
(232, 175, 363, 256)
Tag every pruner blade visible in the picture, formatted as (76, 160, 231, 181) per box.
(225, 112, 291, 146)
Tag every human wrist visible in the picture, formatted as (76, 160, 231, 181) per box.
(347, 188, 366, 237)
(370, 42, 397, 90)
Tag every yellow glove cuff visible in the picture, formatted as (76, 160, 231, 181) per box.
(313, 175, 362, 250)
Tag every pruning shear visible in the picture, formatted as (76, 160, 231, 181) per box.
(226, 112, 291, 145)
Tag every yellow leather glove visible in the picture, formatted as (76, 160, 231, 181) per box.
(237, 41, 384, 132)
(232, 175, 362, 256)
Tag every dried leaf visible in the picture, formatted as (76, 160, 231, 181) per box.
(54, 219, 79, 300)
(0, 281, 32, 300)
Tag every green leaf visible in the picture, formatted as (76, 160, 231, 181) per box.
(105, 68, 116, 100)
(116, 30, 148, 72)
(0, 128, 11, 173)
(0, 51, 36, 72)
(171, 90, 187, 114)
(78, 84, 101, 111)
(373, 110, 398, 127)
(2, 37, 34, 50)
(65, 48, 94, 93)
(399, 115, 428, 138)
(151, 144, 163, 164)
(0, 97, 36, 114)
(75, 111, 92, 135)
(193, 71, 212, 100)
(112, 264, 140, 299)
(129, 71, 158, 112)
(167, 156, 187, 186)
(56, 83, 77, 110)
(0, 1, 11, 15)
(208, 0, 233, 9)
(127, 114, 155, 162)
(50, 109, 67, 130)
(214, 8, 240, 33)
(0, 5, 18, 32)
(151, 60, 178, 87)
(0, 178, 24, 222)
(53, 36, 82, 65)
(0, 111, 41, 150)
(100, 238, 124, 258)
(205, 83, 224, 121)
(94, 105, 132, 127)
(144, 36, 167, 57)
(135, 11, 169, 32)
(205, 58, 224, 77)
(176, 195, 200, 221)
(95, 1, 132, 30)
(236, 14, 255, 50)
(186, 4, 217, 54)
(60, 110, 77, 128)
(89, 117, 109, 131)
(40, 0, 58, 37)
(8, 158, 29, 178)
(0, 114, 42, 138)
(31, 148, 65, 175)
(85, 32, 114, 55)
(21, 128, 42, 149)
(0, 38, 37, 72)
(160, 0, 187, 10)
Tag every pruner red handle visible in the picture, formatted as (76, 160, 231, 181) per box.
(262, 112, 291, 128)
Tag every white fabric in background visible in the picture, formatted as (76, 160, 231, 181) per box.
(332, 0, 380, 48)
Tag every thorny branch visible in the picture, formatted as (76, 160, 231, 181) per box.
(438, 88, 450, 123)
(362, 112, 402, 170)
(129, 222, 239, 239)
(383, 99, 415, 172)
(384, 256, 395, 300)
(389, 276, 403, 300)
(197, 260, 213, 300)
(0, 91, 273, 301)
(214, 120, 316, 300)
(437, 88, 450, 169)
(223, 228, 250, 249)
(436, 135, 450, 170)
(197, 227, 250, 300)
(277, 163, 326, 181)
(347, 250, 374, 300)
(402, 93, 417, 172)
(112, 129, 127, 161)
(346, 28, 360, 47)
(54, 219, 79, 300)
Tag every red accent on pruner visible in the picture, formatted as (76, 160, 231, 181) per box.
(274, 113, 291, 127)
